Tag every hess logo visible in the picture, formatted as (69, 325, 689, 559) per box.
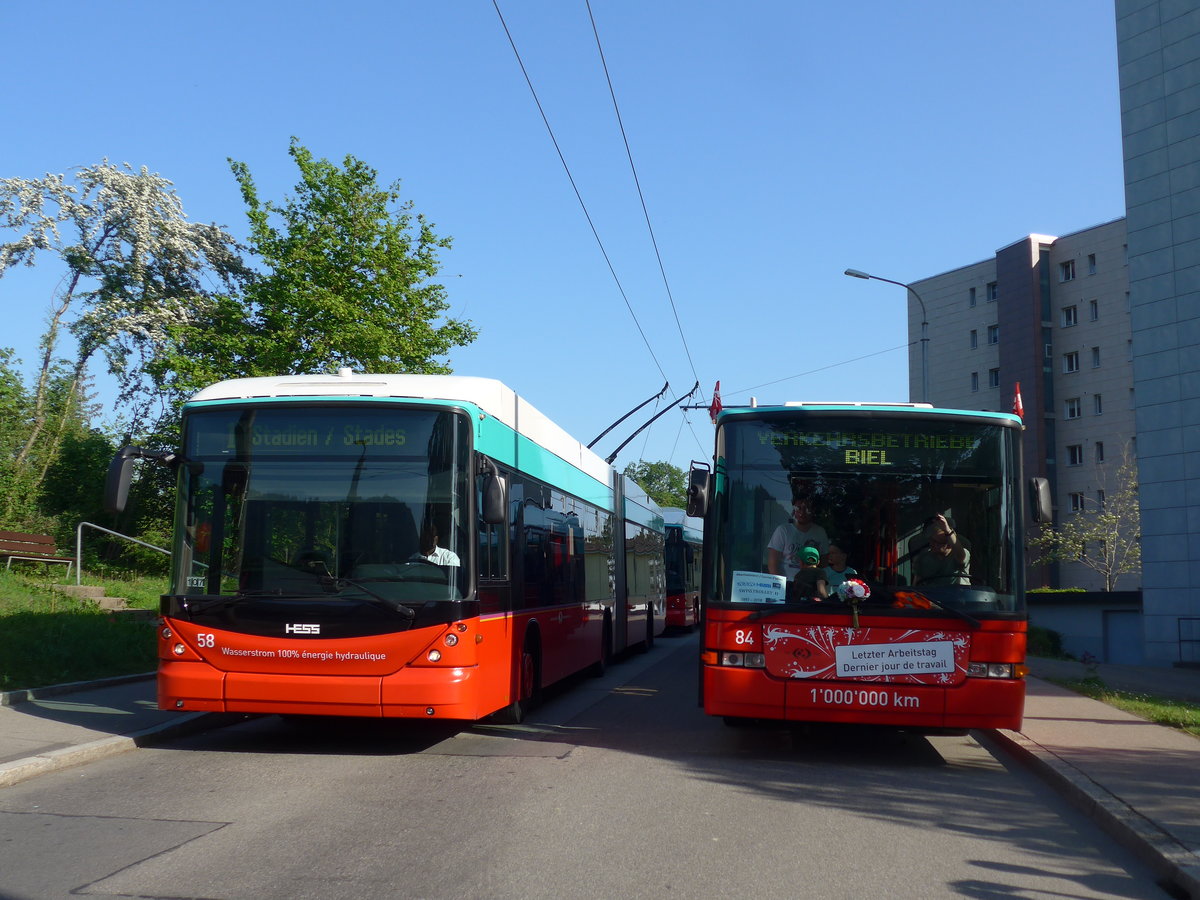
(285, 623, 320, 635)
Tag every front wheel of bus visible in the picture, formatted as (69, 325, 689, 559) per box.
(492, 632, 541, 725)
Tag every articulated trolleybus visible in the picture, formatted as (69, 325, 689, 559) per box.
(688, 401, 1046, 732)
(106, 372, 666, 723)
(662, 507, 703, 630)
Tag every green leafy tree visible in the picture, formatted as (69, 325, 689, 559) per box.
(1028, 448, 1141, 592)
(624, 460, 688, 509)
(156, 139, 476, 396)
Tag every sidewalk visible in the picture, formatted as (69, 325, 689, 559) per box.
(992, 657, 1200, 899)
(2, 662, 1200, 897)
(0, 673, 233, 789)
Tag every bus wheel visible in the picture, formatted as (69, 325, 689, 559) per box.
(589, 615, 612, 678)
(642, 608, 656, 652)
(492, 633, 541, 725)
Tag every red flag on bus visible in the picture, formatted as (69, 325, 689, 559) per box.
(709, 381, 722, 424)
(1012, 382, 1024, 420)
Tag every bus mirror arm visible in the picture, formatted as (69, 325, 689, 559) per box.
(104, 445, 180, 514)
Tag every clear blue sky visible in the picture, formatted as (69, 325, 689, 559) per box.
(2, 1, 1125, 473)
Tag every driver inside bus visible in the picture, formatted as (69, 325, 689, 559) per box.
(912, 514, 970, 586)
(413, 521, 461, 567)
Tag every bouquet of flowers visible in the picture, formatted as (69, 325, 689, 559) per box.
(835, 578, 870, 603)
(836, 578, 870, 628)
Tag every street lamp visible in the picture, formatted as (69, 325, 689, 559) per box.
(844, 268, 930, 404)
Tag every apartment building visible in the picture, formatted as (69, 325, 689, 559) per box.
(910, 218, 1137, 592)
(1117, 0, 1200, 665)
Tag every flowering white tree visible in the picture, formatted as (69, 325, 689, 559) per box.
(0, 162, 246, 507)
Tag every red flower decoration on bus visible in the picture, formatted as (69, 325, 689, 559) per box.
(835, 578, 870, 603)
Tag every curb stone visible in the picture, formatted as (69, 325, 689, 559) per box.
(0, 710, 243, 789)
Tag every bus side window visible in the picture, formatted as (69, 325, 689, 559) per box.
(478, 474, 510, 580)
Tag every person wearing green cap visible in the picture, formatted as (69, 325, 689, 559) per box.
(788, 544, 829, 601)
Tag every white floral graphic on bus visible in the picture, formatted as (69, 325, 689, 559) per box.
(762, 625, 969, 684)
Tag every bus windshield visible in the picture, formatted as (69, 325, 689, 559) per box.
(173, 405, 472, 606)
(711, 411, 1023, 615)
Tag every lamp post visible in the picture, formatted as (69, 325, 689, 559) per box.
(844, 268, 930, 404)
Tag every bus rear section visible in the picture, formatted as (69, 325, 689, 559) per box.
(691, 403, 1031, 732)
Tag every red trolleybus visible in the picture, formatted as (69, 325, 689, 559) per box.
(688, 402, 1045, 732)
(106, 373, 665, 724)
(662, 507, 702, 629)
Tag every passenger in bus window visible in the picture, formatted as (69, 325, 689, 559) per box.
(767, 496, 830, 582)
(823, 543, 857, 591)
(912, 514, 970, 586)
(414, 521, 461, 566)
(788, 546, 829, 601)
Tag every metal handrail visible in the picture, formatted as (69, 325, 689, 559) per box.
(75, 521, 170, 586)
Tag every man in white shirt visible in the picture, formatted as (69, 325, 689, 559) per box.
(414, 521, 460, 566)
(766, 496, 829, 582)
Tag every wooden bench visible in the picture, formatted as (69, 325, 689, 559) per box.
(0, 531, 74, 576)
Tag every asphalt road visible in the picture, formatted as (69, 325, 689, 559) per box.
(0, 631, 1174, 900)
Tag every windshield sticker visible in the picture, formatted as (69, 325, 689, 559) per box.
(731, 571, 786, 603)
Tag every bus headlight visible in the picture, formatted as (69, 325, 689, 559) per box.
(427, 649, 443, 662)
(721, 652, 766, 668)
(444, 633, 459, 647)
(967, 662, 1015, 678)
(173, 643, 187, 656)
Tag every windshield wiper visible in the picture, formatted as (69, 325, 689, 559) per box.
(322, 577, 417, 620)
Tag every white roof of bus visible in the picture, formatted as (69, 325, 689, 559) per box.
(188, 372, 614, 485)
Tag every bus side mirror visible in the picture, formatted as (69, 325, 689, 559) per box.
(482, 473, 507, 525)
(1029, 477, 1052, 523)
(686, 462, 710, 518)
(104, 446, 142, 514)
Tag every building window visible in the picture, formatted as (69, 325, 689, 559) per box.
(986, 281, 998, 302)
(1061, 305, 1078, 327)
(988, 368, 1000, 389)
(1063, 351, 1079, 373)
(1065, 398, 1081, 419)
(1092, 346, 1101, 368)
(1096, 441, 1105, 463)
(970, 329, 978, 349)
(969, 287, 977, 307)
(1060, 260, 1076, 282)
(1127, 339, 1133, 361)
(987, 324, 999, 345)
(1089, 298, 1099, 321)
(971, 371, 979, 392)
(1096, 490, 1106, 509)
(1088, 253, 1096, 275)
(1067, 444, 1084, 466)
(1069, 492, 1085, 512)
(1094, 394, 1103, 415)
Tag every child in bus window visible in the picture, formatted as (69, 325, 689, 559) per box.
(823, 543, 857, 591)
(788, 546, 829, 601)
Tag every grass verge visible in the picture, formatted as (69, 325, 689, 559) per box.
(1050, 675, 1200, 738)
(0, 569, 162, 693)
